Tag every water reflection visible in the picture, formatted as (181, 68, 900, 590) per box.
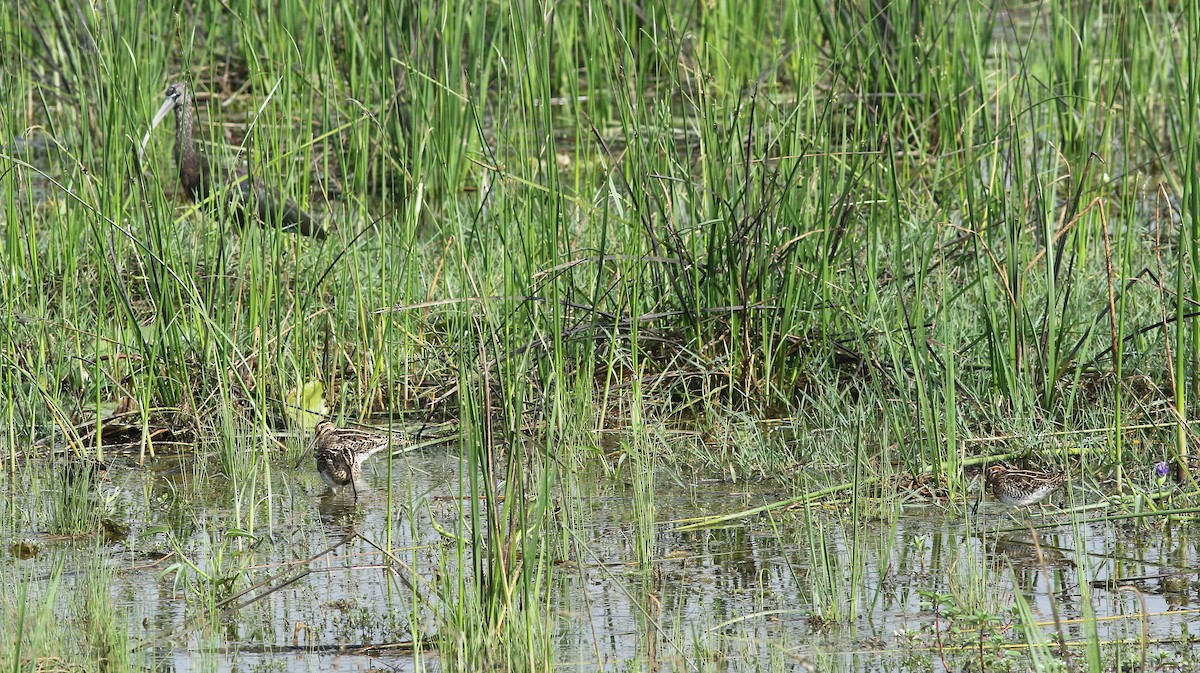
(988, 533, 1076, 570)
(317, 492, 366, 533)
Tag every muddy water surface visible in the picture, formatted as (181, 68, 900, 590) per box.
(6, 445, 1199, 672)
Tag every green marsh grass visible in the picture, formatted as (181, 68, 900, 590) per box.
(0, 559, 140, 672)
(4, 0, 1200, 670)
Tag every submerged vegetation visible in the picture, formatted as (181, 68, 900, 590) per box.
(3, 0, 1200, 670)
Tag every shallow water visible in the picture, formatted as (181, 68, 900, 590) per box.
(5, 444, 1199, 672)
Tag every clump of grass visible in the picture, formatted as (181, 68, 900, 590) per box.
(0, 558, 141, 672)
(47, 459, 106, 537)
(78, 562, 134, 672)
(436, 580, 552, 673)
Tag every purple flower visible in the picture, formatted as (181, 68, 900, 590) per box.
(1155, 461, 1170, 479)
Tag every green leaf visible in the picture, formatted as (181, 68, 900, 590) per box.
(287, 380, 326, 429)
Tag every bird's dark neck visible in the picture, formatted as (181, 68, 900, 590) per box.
(173, 96, 211, 200)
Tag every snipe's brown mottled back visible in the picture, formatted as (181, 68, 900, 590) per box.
(984, 465, 1067, 508)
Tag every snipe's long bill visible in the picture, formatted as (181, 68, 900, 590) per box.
(141, 81, 327, 240)
(984, 465, 1067, 508)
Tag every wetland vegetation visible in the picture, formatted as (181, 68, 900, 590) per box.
(4, 0, 1200, 671)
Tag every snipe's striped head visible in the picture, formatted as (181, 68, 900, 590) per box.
(313, 420, 337, 441)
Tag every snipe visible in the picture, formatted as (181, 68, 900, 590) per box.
(312, 420, 392, 498)
(142, 81, 327, 239)
(984, 465, 1067, 508)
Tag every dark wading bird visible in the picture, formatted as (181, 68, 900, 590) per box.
(141, 81, 327, 239)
